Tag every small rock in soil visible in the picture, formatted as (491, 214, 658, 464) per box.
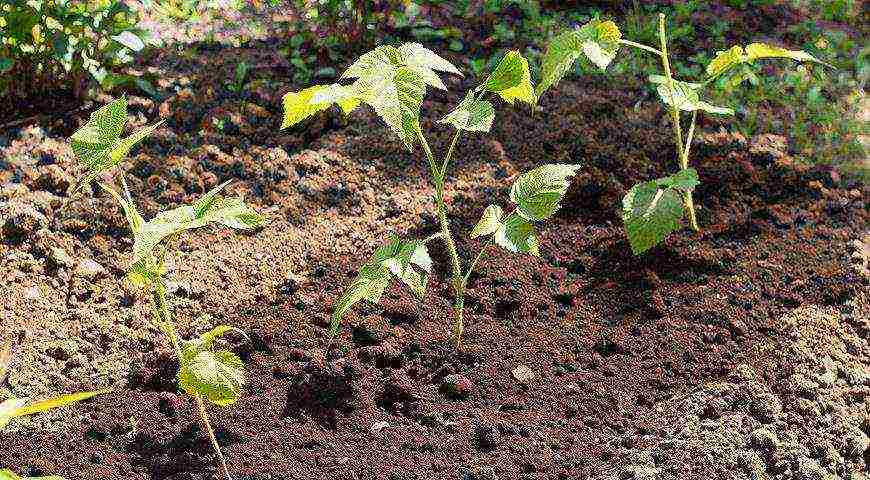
(74, 258, 106, 280)
(511, 364, 535, 385)
(474, 423, 500, 450)
(441, 374, 473, 399)
(49, 247, 74, 269)
(1, 202, 47, 241)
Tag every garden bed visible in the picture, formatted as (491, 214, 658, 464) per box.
(0, 2, 867, 479)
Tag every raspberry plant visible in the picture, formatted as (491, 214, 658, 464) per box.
(537, 15, 832, 254)
(282, 43, 580, 347)
(68, 98, 266, 480)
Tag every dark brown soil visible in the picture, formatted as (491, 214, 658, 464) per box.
(1, 3, 868, 480)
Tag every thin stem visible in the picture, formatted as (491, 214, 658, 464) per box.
(416, 125, 441, 188)
(657, 13, 685, 163)
(682, 110, 697, 168)
(619, 39, 663, 56)
(682, 110, 700, 231)
(423, 232, 445, 244)
(462, 238, 493, 288)
(439, 130, 462, 184)
(414, 127, 466, 348)
(658, 13, 699, 232)
(152, 275, 231, 480)
(152, 279, 182, 359)
(195, 394, 233, 480)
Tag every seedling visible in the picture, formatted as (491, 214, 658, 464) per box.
(282, 43, 580, 347)
(68, 98, 266, 480)
(536, 15, 832, 254)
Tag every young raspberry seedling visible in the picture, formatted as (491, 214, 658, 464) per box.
(282, 43, 580, 347)
(67, 98, 266, 480)
(537, 15, 832, 254)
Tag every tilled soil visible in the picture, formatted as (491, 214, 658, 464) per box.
(1, 4, 869, 478)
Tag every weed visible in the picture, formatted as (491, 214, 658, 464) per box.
(537, 14, 831, 254)
(282, 43, 579, 347)
(67, 98, 266, 480)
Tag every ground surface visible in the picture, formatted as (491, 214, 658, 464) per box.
(1, 2, 868, 480)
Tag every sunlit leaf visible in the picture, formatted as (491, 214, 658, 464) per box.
(470, 204, 504, 238)
(331, 235, 432, 334)
(178, 349, 245, 407)
(706, 43, 832, 80)
(622, 168, 699, 255)
(494, 214, 540, 256)
(111, 31, 144, 51)
(8, 390, 109, 418)
(439, 91, 495, 133)
(130, 181, 265, 265)
(281, 84, 359, 129)
(70, 98, 163, 192)
(0, 469, 65, 480)
(537, 19, 621, 98)
(484, 50, 536, 105)
(509, 164, 582, 221)
(649, 75, 734, 115)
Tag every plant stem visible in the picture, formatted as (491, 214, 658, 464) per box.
(618, 39, 663, 56)
(151, 276, 232, 480)
(195, 393, 233, 480)
(151, 279, 182, 359)
(415, 127, 466, 348)
(657, 13, 700, 232)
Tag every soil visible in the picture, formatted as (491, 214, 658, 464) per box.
(1, 2, 868, 480)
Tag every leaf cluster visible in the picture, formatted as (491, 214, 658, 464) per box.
(0, 0, 151, 98)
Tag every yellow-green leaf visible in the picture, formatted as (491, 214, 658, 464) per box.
(484, 50, 536, 105)
(9, 390, 109, 417)
(470, 204, 504, 238)
(706, 42, 832, 80)
(281, 84, 359, 129)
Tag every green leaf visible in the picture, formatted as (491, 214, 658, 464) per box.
(439, 91, 495, 133)
(706, 43, 832, 80)
(1, 469, 65, 480)
(509, 164, 582, 221)
(130, 181, 265, 265)
(706, 45, 745, 79)
(470, 204, 504, 238)
(537, 19, 621, 97)
(283, 43, 460, 148)
(1, 390, 108, 431)
(70, 98, 163, 191)
(8, 390, 108, 417)
(0, 58, 13, 73)
(648, 75, 734, 115)
(193, 325, 250, 351)
(622, 169, 699, 255)
(579, 19, 621, 71)
(331, 235, 432, 334)
(351, 67, 426, 148)
(494, 214, 540, 256)
(281, 84, 360, 129)
(178, 349, 245, 406)
(483, 50, 536, 105)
